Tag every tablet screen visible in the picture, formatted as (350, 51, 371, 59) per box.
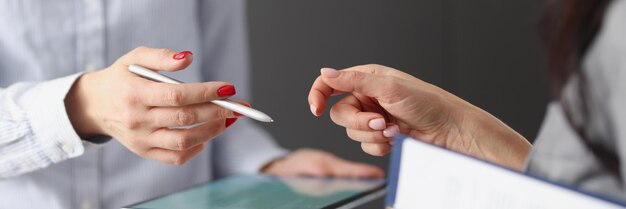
(124, 175, 385, 209)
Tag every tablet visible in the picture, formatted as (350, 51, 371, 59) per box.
(123, 175, 385, 209)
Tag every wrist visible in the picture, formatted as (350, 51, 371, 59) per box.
(65, 72, 103, 139)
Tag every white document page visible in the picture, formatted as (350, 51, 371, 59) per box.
(394, 138, 625, 209)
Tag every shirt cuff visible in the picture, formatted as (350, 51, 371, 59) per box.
(20, 73, 89, 163)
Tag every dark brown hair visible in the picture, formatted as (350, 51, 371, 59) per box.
(542, 0, 612, 96)
(541, 0, 618, 175)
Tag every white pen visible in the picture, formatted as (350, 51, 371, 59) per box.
(128, 64, 274, 123)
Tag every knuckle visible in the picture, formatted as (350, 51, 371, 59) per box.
(362, 64, 382, 73)
(120, 89, 140, 105)
(175, 133, 193, 150)
(165, 89, 184, 106)
(171, 155, 187, 165)
(352, 117, 365, 130)
(119, 46, 148, 65)
(124, 119, 141, 129)
(121, 112, 142, 129)
(200, 85, 214, 101)
(344, 72, 366, 91)
(215, 107, 231, 119)
(131, 46, 148, 55)
(176, 108, 196, 126)
(344, 71, 362, 83)
(158, 48, 175, 60)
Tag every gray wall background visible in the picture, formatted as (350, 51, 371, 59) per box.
(247, 1, 549, 206)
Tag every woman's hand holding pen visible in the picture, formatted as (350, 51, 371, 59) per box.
(308, 64, 532, 170)
(65, 46, 244, 165)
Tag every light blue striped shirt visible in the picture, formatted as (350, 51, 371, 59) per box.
(0, 1, 287, 208)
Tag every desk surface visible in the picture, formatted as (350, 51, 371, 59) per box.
(124, 175, 385, 209)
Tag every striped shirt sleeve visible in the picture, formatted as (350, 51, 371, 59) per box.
(0, 73, 87, 179)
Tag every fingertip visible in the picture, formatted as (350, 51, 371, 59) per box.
(308, 91, 327, 117)
(310, 105, 319, 116)
(320, 68, 340, 78)
(173, 51, 193, 60)
(368, 118, 386, 130)
(308, 75, 336, 117)
(164, 50, 193, 72)
(121, 47, 193, 72)
(383, 125, 399, 138)
(225, 118, 238, 128)
(217, 84, 236, 97)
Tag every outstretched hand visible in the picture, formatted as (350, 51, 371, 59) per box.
(308, 64, 531, 170)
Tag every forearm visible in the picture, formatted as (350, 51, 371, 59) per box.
(458, 106, 532, 171)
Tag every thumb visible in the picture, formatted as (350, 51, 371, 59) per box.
(308, 65, 407, 116)
(116, 46, 193, 72)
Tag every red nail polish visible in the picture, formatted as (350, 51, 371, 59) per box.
(217, 85, 236, 97)
(225, 118, 238, 128)
(173, 51, 193, 60)
(234, 112, 244, 117)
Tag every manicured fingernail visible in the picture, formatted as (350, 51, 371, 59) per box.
(234, 112, 244, 117)
(225, 118, 238, 128)
(217, 85, 236, 97)
(310, 105, 318, 116)
(173, 51, 193, 60)
(320, 68, 339, 78)
(368, 118, 386, 130)
(383, 125, 399, 138)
